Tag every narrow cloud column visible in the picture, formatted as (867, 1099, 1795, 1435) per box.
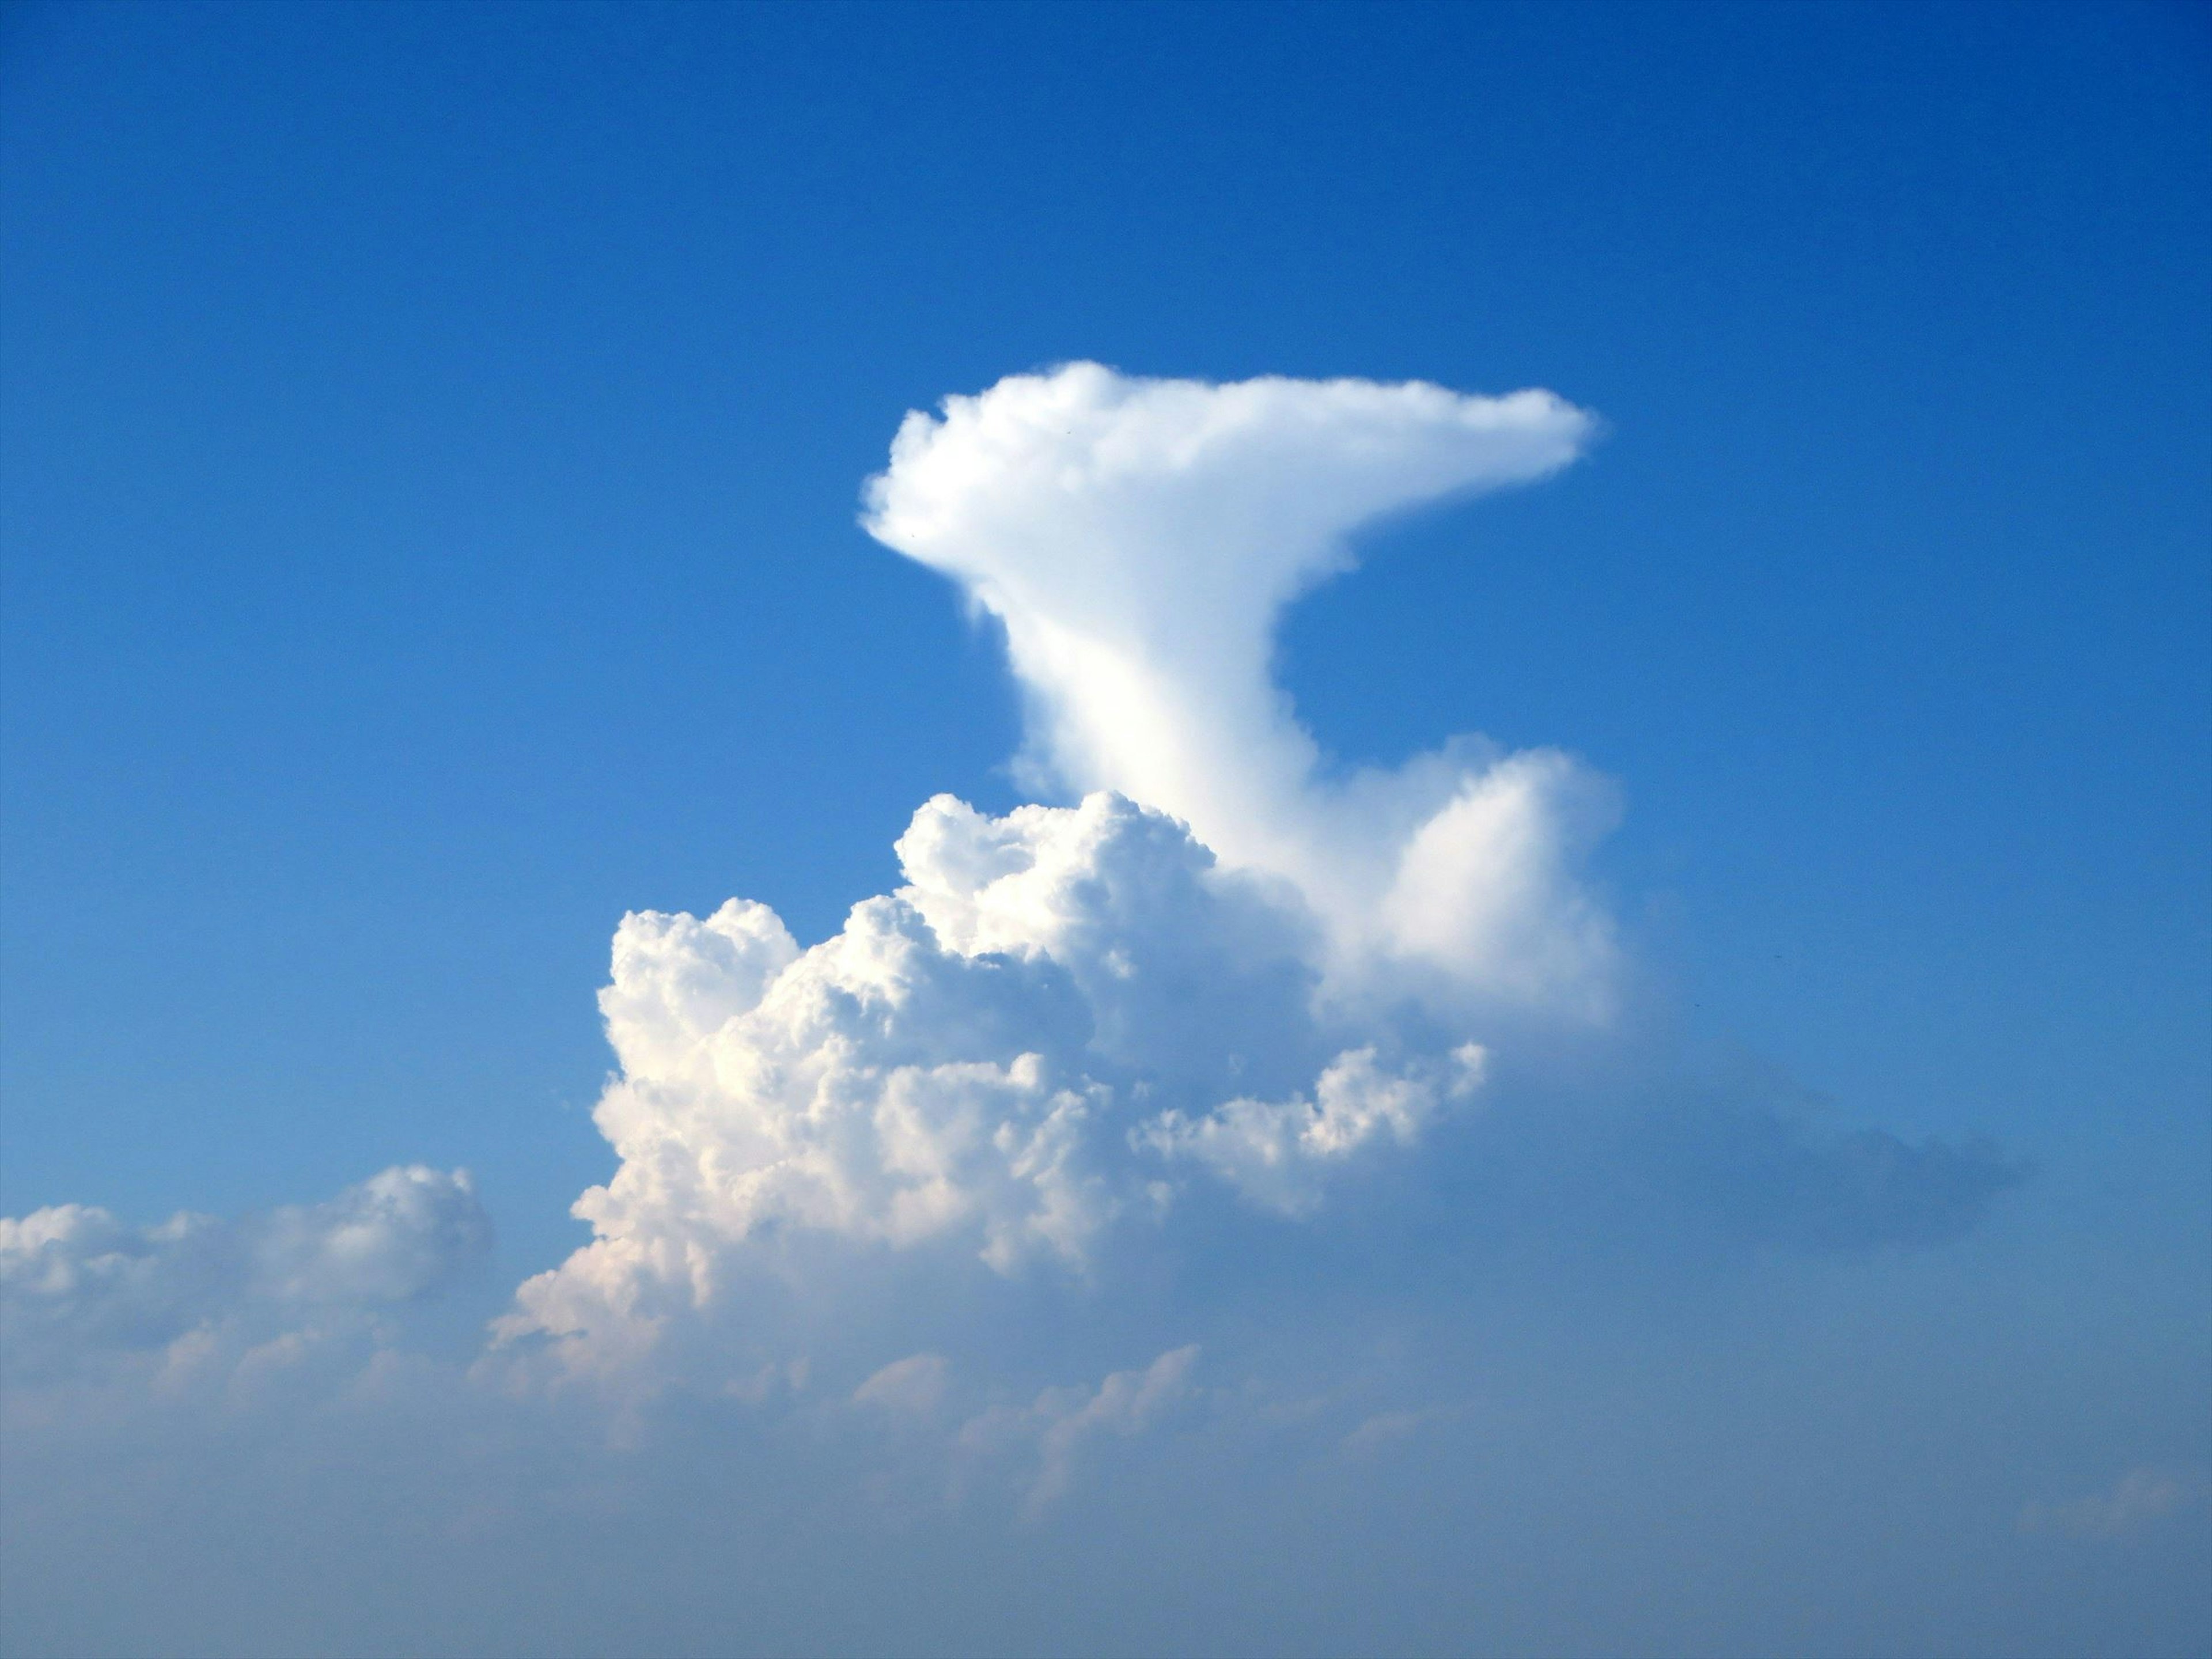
(863, 362, 1612, 1016)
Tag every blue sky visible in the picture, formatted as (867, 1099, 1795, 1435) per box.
(2, 5, 2207, 1656)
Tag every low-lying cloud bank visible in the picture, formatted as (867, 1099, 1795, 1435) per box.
(1, 1165, 489, 1396)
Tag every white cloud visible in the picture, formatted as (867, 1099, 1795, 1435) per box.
(2020, 1467, 2206, 1539)
(959, 1344, 1200, 1515)
(2, 368, 1632, 1426)
(1138, 1042, 1486, 1217)
(23, 365, 2002, 1459)
(853, 1352, 949, 1416)
(257, 1164, 497, 1305)
(492, 368, 1621, 1393)
(0, 1166, 490, 1387)
(0, 366, 2089, 1652)
(33, 363, 2022, 1528)
(863, 362, 1614, 1016)
(493, 790, 1470, 1388)
(1342, 1403, 1464, 1455)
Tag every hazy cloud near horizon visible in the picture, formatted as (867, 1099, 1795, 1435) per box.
(1, 1165, 489, 1393)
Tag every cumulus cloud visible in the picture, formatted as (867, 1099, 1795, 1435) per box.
(853, 1352, 949, 1416)
(1139, 1042, 1487, 1217)
(484, 368, 1620, 1393)
(0, 1166, 490, 1387)
(0, 366, 2088, 1659)
(958, 1344, 1200, 1516)
(483, 365, 2026, 1405)
(493, 790, 1472, 1388)
(863, 363, 1615, 1017)
(2, 365, 2032, 1547)
(6, 367, 1634, 1422)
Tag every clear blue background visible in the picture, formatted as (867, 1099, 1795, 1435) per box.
(3, 0, 2206, 1290)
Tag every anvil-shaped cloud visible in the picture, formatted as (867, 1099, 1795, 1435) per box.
(491, 367, 1615, 1389)
(864, 363, 1614, 1013)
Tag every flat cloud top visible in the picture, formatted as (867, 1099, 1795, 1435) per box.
(864, 363, 1590, 634)
(865, 363, 1615, 1014)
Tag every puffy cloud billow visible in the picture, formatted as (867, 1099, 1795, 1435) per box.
(0, 1166, 490, 1393)
(491, 787, 1489, 1391)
